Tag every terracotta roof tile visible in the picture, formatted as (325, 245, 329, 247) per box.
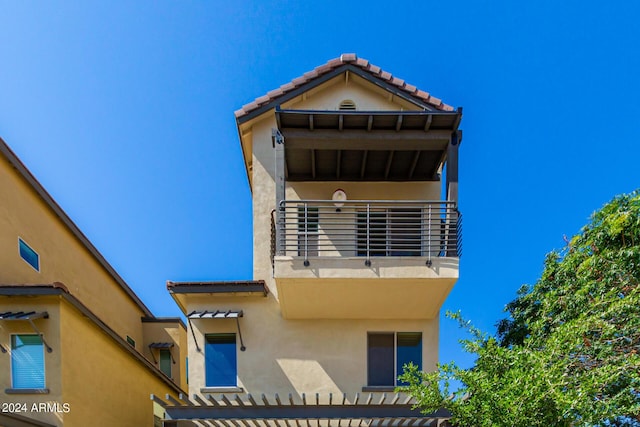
(236, 54, 455, 119)
(314, 63, 331, 74)
(379, 71, 392, 81)
(391, 77, 405, 87)
(303, 70, 319, 79)
(340, 53, 357, 62)
(404, 83, 417, 93)
(291, 76, 308, 86)
(368, 64, 381, 74)
(355, 58, 369, 67)
(429, 96, 442, 106)
(244, 101, 260, 111)
(266, 88, 284, 98)
(415, 90, 431, 101)
(255, 95, 270, 105)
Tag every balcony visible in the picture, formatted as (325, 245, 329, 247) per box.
(271, 200, 461, 319)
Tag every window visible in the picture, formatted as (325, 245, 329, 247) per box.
(357, 209, 422, 257)
(367, 332, 422, 387)
(126, 336, 135, 348)
(297, 206, 319, 256)
(18, 238, 39, 271)
(205, 333, 237, 387)
(159, 349, 172, 378)
(11, 334, 45, 389)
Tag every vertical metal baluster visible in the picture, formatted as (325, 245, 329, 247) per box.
(305, 203, 309, 264)
(365, 203, 371, 266)
(427, 204, 432, 267)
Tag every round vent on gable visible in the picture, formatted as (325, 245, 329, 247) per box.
(339, 100, 356, 111)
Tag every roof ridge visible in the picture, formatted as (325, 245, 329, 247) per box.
(234, 54, 454, 120)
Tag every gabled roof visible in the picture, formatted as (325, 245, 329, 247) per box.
(234, 53, 454, 123)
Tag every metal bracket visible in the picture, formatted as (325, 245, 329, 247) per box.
(28, 319, 52, 353)
(236, 317, 246, 352)
(272, 128, 285, 147)
(148, 345, 177, 365)
(187, 318, 201, 353)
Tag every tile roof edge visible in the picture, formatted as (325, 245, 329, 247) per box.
(235, 53, 455, 120)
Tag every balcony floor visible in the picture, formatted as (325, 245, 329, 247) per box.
(274, 256, 458, 319)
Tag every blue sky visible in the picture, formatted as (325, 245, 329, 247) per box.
(1, 2, 639, 370)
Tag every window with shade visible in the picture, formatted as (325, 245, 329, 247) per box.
(367, 332, 422, 387)
(11, 334, 46, 389)
(159, 349, 172, 378)
(205, 333, 237, 387)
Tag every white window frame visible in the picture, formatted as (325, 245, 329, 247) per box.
(18, 237, 40, 272)
(10, 333, 47, 390)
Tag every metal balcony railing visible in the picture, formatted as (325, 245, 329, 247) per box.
(274, 200, 462, 265)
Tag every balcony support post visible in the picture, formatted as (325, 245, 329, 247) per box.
(446, 131, 460, 206)
(445, 132, 461, 257)
(273, 129, 286, 255)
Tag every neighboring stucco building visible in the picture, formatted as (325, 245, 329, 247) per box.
(159, 54, 462, 426)
(0, 139, 187, 427)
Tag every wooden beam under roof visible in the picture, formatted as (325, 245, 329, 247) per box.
(360, 150, 368, 178)
(285, 136, 449, 152)
(423, 115, 433, 131)
(336, 150, 342, 179)
(395, 115, 403, 131)
(284, 156, 289, 179)
(384, 151, 395, 179)
(311, 149, 316, 179)
(408, 150, 421, 179)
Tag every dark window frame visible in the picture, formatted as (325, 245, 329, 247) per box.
(367, 332, 422, 387)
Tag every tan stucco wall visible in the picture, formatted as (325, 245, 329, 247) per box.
(142, 321, 188, 390)
(59, 300, 180, 427)
(184, 294, 439, 397)
(0, 296, 63, 426)
(0, 154, 146, 346)
(213, 75, 456, 400)
(0, 296, 182, 427)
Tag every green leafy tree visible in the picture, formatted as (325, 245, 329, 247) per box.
(399, 191, 640, 426)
